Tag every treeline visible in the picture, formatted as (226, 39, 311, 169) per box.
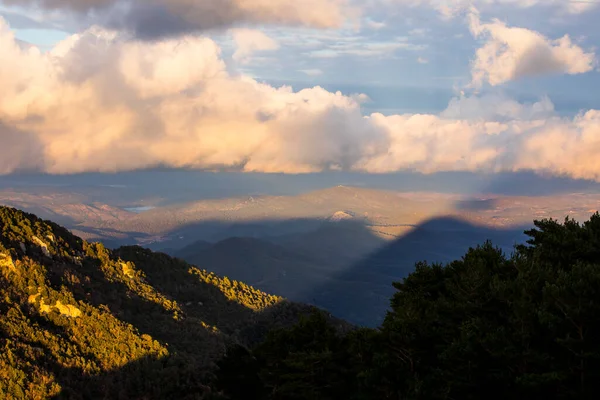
(4, 205, 600, 399)
(216, 214, 600, 399)
(0, 207, 319, 399)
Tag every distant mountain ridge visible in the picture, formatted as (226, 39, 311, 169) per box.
(174, 217, 528, 327)
(175, 236, 332, 300)
(307, 216, 529, 326)
(85, 185, 451, 245)
(3, 185, 599, 253)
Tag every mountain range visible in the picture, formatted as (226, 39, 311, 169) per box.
(2, 185, 598, 326)
(172, 217, 527, 326)
(2, 185, 598, 246)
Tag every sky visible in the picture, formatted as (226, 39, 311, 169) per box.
(0, 0, 599, 184)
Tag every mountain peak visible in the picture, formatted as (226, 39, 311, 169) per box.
(329, 211, 355, 222)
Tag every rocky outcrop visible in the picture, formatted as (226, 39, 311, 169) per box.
(28, 290, 82, 318)
(121, 262, 135, 278)
(32, 236, 52, 258)
(54, 300, 82, 318)
(0, 252, 17, 275)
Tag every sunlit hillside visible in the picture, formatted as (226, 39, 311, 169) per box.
(0, 206, 336, 399)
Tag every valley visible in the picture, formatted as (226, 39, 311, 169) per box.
(2, 184, 598, 326)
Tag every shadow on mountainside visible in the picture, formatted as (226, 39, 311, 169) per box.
(149, 218, 330, 252)
(168, 220, 386, 300)
(304, 216, 530, 327)
(120, 215, 531, 329)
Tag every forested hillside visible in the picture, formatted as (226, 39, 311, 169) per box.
(217, 213, 600, 399)
(0, 206, 332, 399)
(4, 205, 600, 399)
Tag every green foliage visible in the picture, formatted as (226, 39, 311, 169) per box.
(6, 204, 600, 400)
(190, 268, 282, 311)
(0, 206, 308, 399)
(217, 311, 376, 400)
(219, 213, 600, 400)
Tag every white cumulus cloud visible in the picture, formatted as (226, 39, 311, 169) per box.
(374, 0, 598, 17)
(231, 29, 279, 65)
(299, 69, 324, 76)
(468, 9, 596, 87)
(1, 17, 600, 182)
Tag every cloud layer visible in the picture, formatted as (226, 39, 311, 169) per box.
(231, 29, 279, 64)
(3, 0, 351, 38)
(468, 10, 596, 87)
(1, 17, 600, 181)
(378, 0, 599, 17)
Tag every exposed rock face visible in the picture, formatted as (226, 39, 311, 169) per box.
(0, 252, 17, 275)
(28, 292, 41, 304)
(32, 236, 52, 258)
(121, 262, 135, 278)
(28, 291, 82, 318)
(39, 299, 52, 314)
(55, 301, 82, 318)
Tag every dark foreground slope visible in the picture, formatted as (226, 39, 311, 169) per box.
(175, 237, 335, 300)
(217, 213, 600, 400)
(309, 217, 527, 326)
(175, 217, 526, 327)
(177, 218, 526, 327)
(0, 207, 339, 399)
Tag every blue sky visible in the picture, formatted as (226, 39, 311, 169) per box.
(0, 0, 599, 182)
(3, 0, 599, 114)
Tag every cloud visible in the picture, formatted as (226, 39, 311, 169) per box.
(417, 56, 428, 64)
(231, 29, 279, 64)
(409, 28, 429, 36)
(2, 0, 117, 12)
(0, 121, 45, 174)
(441, 93, 555, 120)
(309, 38, 426, 58)
(4, 0, 352, 38)
(468, 9, 596, 87)
(358, 109, 600, 180)
(376, 0, 598, 17)
(0, 17, 381, 174)
(299, 68, 324, 76)
(2, 17, 600, 181)
(365, 18, 386, 30)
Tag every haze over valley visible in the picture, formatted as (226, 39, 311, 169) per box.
(2, 177, 598, 325)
